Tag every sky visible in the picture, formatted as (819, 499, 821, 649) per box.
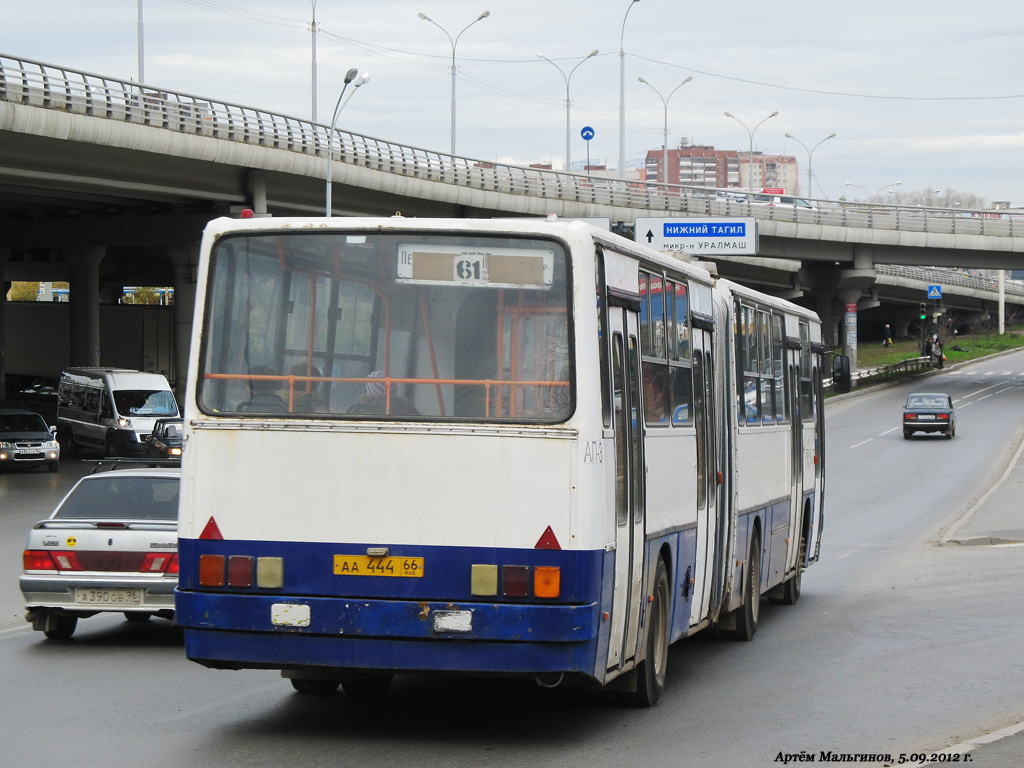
(3, 1, 1023, 206)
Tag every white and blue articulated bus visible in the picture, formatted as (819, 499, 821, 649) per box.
(175, 216, 838, 705)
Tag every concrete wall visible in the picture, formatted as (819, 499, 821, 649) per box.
(5, 302, 175, 383)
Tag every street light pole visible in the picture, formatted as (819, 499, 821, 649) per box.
(618, 0, 641, 179)
(418, 10, 490, 156)
(784, 132, 835, 197)
(137, 0, 145, 84)
(638, 75, 692, 185)
(326, 69, 370, 217)
(844, 180, 901, 202)
(310, 0, 319, 122)
(724, 110, 778, 191)
(538, 50, 599, 172)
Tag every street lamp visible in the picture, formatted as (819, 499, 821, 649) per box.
(418, 9, 490, 156)
(137, 0, 145, 84)
(638, 75, 692, 186)
(618, 0, 641, 179)
(310, 0, 319, 122)
(538, 50, 599, 172)
(844, 180, 901, 202)
(326, 68, 371, 217)
(784, 132, 835, 198)
(724, 110, 778, 191)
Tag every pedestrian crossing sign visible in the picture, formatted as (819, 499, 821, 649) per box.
(927, 285, 942, 299)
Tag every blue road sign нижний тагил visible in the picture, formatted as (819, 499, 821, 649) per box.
(634, 217, 757, 254)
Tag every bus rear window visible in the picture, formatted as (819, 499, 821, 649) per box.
(198, 231, 573, 423)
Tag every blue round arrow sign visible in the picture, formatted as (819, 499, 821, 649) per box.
(581, 126, 595, 141)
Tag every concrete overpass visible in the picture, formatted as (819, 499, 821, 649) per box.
(2, 52, 1023, 387)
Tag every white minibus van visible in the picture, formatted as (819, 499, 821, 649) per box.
(57, 368, 179, 456)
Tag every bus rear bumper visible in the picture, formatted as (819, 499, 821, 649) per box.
(176, 590, 601, 677)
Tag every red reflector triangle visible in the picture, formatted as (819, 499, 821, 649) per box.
(199, 517, 223, 540)
(535, 525, 561, 550)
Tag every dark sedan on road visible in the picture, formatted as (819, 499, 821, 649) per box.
(144, 418, 183, 459)
(903, 392, 956, 439)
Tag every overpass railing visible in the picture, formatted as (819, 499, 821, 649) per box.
(876, 264, 1024, 298)
(1, 52, 1021, 238)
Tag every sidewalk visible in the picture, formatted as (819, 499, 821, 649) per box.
(942, 429, 1024, 545)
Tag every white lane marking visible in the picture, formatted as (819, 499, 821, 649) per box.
(965, 381, 1006, 398)
(851, 438, 874, 448)
(0, 625, 32, 638)
(879, 427, 898, 436)
(908, 718, 1024, 763)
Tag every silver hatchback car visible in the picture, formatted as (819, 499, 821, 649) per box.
(20, 462, 180, 639)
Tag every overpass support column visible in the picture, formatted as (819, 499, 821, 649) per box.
(247, 170, 268, 216)
(172, 251, 199, 402)
(0, 249, 7, 397)
(67, 246, 105, 367)
(837, 289, 863, 371)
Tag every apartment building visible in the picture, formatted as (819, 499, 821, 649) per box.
(644, 141, 799, 194)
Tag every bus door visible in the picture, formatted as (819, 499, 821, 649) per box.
(606, 304, 646, 671)
(788, 362, 804, 573)
(690, 326, 718, 625)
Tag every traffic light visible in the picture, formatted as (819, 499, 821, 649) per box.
(919, 303, 927, 320)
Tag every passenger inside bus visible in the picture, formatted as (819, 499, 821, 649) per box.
(237, 366, 286, 412)
(347, 371, 419, 416)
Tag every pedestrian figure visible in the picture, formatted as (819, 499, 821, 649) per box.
(882, 324, 892, 347)
(932, 338, 944, 369)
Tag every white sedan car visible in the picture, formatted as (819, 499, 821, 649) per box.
(20, 463, 180, 639)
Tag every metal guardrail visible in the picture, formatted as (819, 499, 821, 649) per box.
(1, 52, 1023, 238)
(876, 264, 1024, 298)
(852, 356, 934, 385)
(825, 356, 934, 392)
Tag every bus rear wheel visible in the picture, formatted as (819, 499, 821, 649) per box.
(734, 533, 761, 641)
(290, 678, 340, 695)
(625, 557, 669, 707)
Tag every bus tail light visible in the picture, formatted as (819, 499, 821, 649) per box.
(228, 556, 254, 587)
(471, 564, 498, 596)
(256, 557, 284, 588)
(533, 566, 560, 598)
(474, 564, 562, 599)
(167, 554, 179, 574)
(199, 554, 225, 586)
(502, 565, 530, 597)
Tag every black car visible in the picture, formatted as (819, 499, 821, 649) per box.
(144, 418, 184, 459)
(0, 408, 61, 472)
(903, 392, 956, 439)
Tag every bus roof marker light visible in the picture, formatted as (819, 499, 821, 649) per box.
(200, 517, 223, 540)
(534, 526, 561, 550)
